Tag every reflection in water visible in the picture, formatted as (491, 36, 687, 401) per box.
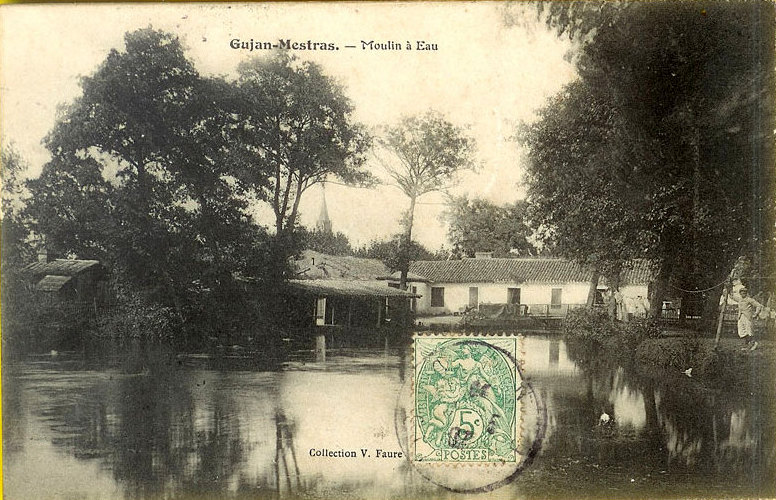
(275, 411, 302, 496)
(3, 338, 775, 499)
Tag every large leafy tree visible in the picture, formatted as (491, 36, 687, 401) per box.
(443, 196, 537, 258)
(236, 53, 372, 241)
(524, 1, 775, 322)
(376, 110, 476, 288)
(522, 79, 648, 309)
(26, 29, 276, 338)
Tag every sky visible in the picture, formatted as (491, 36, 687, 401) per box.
(0, 2, 577, 250)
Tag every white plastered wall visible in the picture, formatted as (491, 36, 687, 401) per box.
(410, 281, 592, 315)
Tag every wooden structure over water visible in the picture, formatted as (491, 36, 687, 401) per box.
(281, 251, 419, 362)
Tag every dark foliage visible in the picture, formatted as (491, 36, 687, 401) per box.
(526, 2, 776, 324)
(297, 227, 354, 256)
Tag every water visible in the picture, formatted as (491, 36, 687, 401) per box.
(3, 336, 774, 499)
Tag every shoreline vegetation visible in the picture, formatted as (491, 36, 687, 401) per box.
(562, 308, 774, 393)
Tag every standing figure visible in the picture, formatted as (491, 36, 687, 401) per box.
(737, 287, 763, 350)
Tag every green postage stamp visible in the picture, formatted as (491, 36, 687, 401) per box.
(413, 335, 521, 464)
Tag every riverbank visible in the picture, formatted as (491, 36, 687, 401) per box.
(562, 308, 774, 391)
(635, 337, 775, 389)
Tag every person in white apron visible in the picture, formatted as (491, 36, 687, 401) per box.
(737, 287, 763, 350)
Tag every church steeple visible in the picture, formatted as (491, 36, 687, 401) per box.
(316, 183, 332, 233)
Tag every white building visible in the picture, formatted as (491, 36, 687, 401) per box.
(402, 255, 653, 317)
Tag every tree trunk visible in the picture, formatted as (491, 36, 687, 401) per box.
(399, 196, 417, 291)
(678, 291, 688, 327)
(287, 180, 305, 232)
(648, 257, 673, 320)
(604, 263, 622, 321)
(607, 273, 621, 322)
(715, 282, 730, 347)
(587, 267, 600, 307)
(275, 210, 284, 236)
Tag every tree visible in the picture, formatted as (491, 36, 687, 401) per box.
(0, 146, 93, 354)
(443, 196, 537, 258)
(521, 79, 647, 313)
(525, 2, 776, 323)
(26, 28, 281, 343)
(235, 52, 372, 241)
(1, 144, 36, 352)
(354, 235, 444, 271)
(1, 143, 34, 267)
(376, 111, 476, 288)
(298, 226, 354, 256)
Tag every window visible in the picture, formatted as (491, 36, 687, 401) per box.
(507, 288, 521, 305)
(550, 288, 562, 309)
(431, 287, 445, 307)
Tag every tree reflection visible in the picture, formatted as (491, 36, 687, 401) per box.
(2, 365, 26, 457)
(24, 364, 275, 498)
(560, 336, 776, 492)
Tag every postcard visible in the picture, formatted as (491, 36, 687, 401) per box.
(1, 2, 774, 499)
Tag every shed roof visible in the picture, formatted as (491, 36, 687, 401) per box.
(294, 250, 389, 280)
(35, 275, 73, 292)
(24, 259, 101, 276)
(408, 258, 654, 286)
(287, 279, 420, 298)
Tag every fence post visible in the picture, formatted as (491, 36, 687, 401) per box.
(715, 280, 730, 348)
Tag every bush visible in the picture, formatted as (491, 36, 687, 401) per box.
(92, 287, 178, 344)
(564, 308, 664, 364)
(1, 278, 94, 354)
(563, 307, 616, 343)
(616, 317, 663, 351)
(461, 307, 487, 326)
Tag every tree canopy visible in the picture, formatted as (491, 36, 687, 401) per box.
(376, 110, 476, 287)
(24, 29, 283, 343)
(524, 1, 776, 320)
(354, 236, 445, 271)
(298, 227, 354, 256)
(1, 143, 34, 270)
(443, 196, 537, 258)
(236, 52, 373, 238)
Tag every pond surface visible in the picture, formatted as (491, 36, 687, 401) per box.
(3, 335, 775, 499)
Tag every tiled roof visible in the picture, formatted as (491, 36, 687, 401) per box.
(380, 271, 433, 282)
(287, 279, 419, 298)
(294, 250, 389, 280)
(24, 259, 101, 276)
(35, 275, 73, 292)
(408, 258, 654, 286)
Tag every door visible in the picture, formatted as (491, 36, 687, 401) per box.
(507, 287, 521, 304)
(551, 288, 562, 309)
(315, 297, 327, 326)
(469, 287, 479, 309)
